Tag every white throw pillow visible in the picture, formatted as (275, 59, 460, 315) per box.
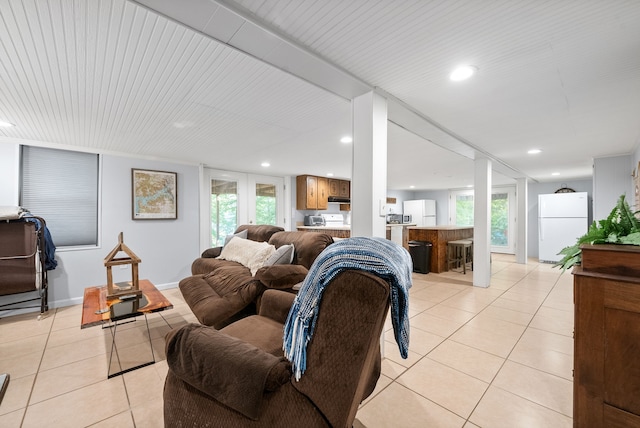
(263, 244, 295, 266)
(218, 236, 276, 275)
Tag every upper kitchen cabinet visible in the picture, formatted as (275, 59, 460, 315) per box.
(329, 179, 350, 198)
(296, 175, 328, 210)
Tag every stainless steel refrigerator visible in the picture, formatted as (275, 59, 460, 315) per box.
(403, 199, 436, 227)
(538, 192, 588, 263)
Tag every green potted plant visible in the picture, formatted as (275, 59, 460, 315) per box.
(556, 194, 640, 271)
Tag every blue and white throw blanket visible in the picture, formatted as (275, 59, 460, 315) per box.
(283, 236, 413, 380)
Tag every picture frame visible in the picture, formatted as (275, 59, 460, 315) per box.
(131, 168, 177, 220)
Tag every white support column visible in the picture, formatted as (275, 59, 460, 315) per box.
(473, 157, 492, 287)
(516, 177, 528, 264)
(351, 91, 388, 238)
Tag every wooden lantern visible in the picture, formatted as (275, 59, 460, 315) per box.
(104, 232, 142, 300)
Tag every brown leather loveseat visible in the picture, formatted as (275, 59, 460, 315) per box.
(180, 225, 334, 328)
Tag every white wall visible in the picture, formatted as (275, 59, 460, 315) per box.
(593, 155, 634, 219)
(413, 190, 449, 225)
(0, 143, 200, 313)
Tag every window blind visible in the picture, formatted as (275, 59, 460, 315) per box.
(20, 146, 99, 247)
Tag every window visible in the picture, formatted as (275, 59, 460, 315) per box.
(20, 146, 99, 247)
(210, 179, 238, 247)
(255, 183, 277, 225)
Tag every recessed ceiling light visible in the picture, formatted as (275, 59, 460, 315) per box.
(326, 173, 334, 177)
(528, 149, 541, 154)
(551, 172, 560, 176)
(261, 162, 270, 167)
(340, 136, 353, 143)
(0, 120, 15, 127)
(409, 185, 415, 189)
(449, 65, 478, 81)
(467, 185, 473, 188)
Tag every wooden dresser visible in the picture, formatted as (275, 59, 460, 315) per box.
(572, 244, 640, 427)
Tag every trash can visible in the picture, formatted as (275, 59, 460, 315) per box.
(408, 241, 432, 274)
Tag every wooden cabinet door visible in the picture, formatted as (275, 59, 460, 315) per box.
(329, 179, 340, 197)
(317, 177, 328, 210)
(339, 180, 350, 198)
(296, 175, 317, 210)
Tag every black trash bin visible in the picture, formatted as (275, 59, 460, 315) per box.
(408, 240, 432, 274)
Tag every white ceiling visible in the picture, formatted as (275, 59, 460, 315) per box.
(1, 0, 639, 190)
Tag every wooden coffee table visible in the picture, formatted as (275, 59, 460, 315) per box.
(81, 279, 173, 378)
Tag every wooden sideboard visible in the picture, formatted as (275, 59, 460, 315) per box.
(408, 226, 473, 273)
(572, 244, 640, 427)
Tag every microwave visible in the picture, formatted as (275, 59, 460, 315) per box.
(402, 214, 412, 223)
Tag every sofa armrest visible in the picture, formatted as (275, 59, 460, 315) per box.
(165, 324, 291, 420)
(201, 247, 222, 258)
(255, 264, 308, 289)
(258, 289, 297, 323)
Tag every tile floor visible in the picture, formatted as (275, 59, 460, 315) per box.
(0, 254, 574, 427)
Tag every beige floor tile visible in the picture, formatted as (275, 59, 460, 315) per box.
(492, 360, 573, 417)
(449, 325, 520, 358)
(356, 382, 465, 428)
(470, 386, 572, 428)
(0, 350, 42, 380)
(131, 397, 164, 428)
(0, 408, 25, 427)
(425, 304, 476, 323)
(441, 294, 491, 313)
(410, 312, 465, 338)
(480, 305, 535, 326)
(361, 374, 393, 406)
(410, 285, 463, 303)
(0, 312, 53, 343)
(428, 340, 505, 383)
(39, 334, 109, 371)
(465, 312, 527, 338)
(88, 410, 135, 427)
(397, 357, 489, 418)
(0, 374, 35, 416)
(1, 334, 48, 361)
(30, 354, 110, 403)
(47, 324, 106, 348)
(529, 307, 574, 337)
(463, 422, 480, 428)
(123, 363, 164, 407)
(383, 340, 423, 368)
(51, 311, 85, 331)
(381, 357, 408, 379)
(21, 378, 129, 428)
(491, 296, 541, 314)
(509, 339, 574, 381)
(517, 327, 574, 356)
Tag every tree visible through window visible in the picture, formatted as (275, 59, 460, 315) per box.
(255, 183, 276, 225)
(211, 179, 237, 247)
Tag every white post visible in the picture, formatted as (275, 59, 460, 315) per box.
(473, 157, 492, 287)
(351, 91, 388, 238)
(516, 177, 528, 264)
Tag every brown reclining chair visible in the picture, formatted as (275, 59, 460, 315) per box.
(164, 269, 394, 427)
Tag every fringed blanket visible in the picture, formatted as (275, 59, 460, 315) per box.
(283, 236, 413, 380)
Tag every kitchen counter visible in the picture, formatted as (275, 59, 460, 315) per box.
(297, 225, 350, 238)
(408, 226, 474, 273)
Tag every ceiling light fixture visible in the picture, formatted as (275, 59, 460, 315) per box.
(0, 120, 15, 127)
(552, 172, 560, 176)
(326, 173, 334, 177)
(528, 149, 541, 154)
(261, 162, 270, 167)
(449, 65, 478, 81)
(409, 185, 415, 189)
(340, 136, 352, 143)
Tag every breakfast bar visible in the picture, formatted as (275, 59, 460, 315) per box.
(408, 226, 474, 273)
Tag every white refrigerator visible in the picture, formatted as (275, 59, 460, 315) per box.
(403, 199, 436, 226)
(538, 192, 588, 263)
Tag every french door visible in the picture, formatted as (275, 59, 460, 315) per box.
(450, 187, 516, 254)
(203, 169, 284, 247)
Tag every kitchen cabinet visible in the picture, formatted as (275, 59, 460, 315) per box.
(296, 175, 328, 210)
(328, 179, 350, 198)
(573, 244, 640, 427)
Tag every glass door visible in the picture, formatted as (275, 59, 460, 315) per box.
(450, 187, 516, 253)
(248, 175, 284, 227)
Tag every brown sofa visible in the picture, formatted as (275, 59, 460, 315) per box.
(180, 225, 334, 329)
(164, 269, 390, 427)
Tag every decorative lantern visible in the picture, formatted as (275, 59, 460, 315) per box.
(103, 232, 142, 300)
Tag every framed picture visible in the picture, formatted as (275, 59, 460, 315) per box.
(131, 168, 177, 220)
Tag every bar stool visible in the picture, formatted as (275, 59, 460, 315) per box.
(447, 239, 473, 274)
